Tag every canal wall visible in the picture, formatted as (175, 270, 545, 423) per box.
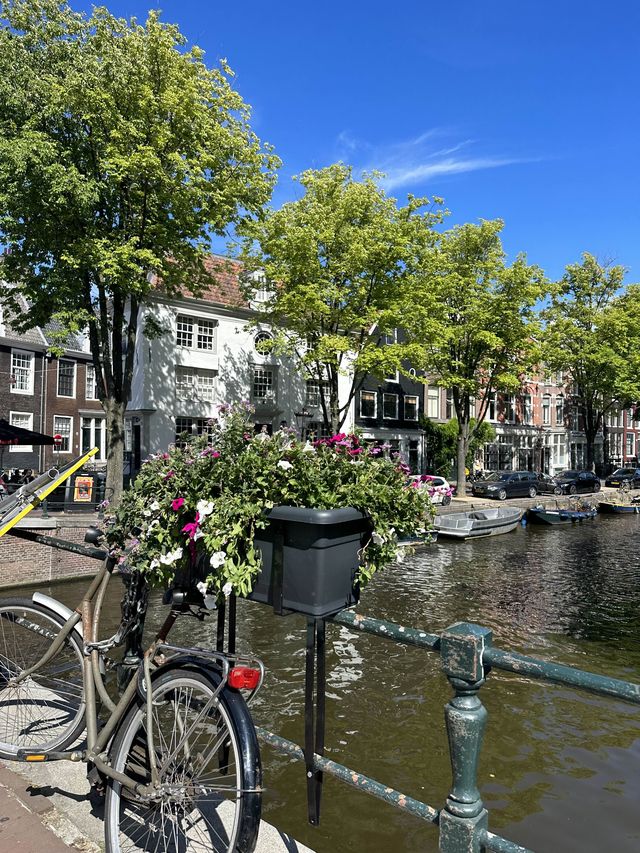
(0, 516, 100, 589)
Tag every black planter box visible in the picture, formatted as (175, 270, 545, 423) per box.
(248, 506, 372, 618)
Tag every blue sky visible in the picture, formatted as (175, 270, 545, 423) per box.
(76, 1, 639, 282)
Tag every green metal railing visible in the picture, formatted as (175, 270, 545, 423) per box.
(256, 609, 640, 853)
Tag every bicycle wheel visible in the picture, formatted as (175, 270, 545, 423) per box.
(105, 666, 262, 853)
(0, 597, 85, 759)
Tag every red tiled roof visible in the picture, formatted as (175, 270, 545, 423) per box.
(153, 256, 249, 310)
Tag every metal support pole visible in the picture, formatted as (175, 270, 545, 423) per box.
(439, 622, 492, 853)
(304, 617, 326, 825)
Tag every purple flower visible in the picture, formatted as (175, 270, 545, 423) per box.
(171, 497, 185, 511)
(163, 470, 175, 481)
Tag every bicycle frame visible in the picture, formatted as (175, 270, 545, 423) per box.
(10, 553, 264, 801)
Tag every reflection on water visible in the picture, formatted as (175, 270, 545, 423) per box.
(14, 515, 640, 852)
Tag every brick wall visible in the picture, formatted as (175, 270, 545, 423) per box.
(0, 517, 102, 589)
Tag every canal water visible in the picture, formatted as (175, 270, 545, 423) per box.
(9, 513, 640, 852)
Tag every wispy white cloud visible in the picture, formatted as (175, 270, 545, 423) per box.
(335, 128, 536, 192)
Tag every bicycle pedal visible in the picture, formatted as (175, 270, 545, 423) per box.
(17, 749, 83, 762)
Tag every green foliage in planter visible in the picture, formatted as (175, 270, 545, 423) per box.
(105, 405, 435, 598)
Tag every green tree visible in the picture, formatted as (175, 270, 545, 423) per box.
(543, 254, 640, 472)
(238, 163, 444, 433)
(404, 220, 547, 493)
(0, 0, 278, 501)
(421, 416, 495, 478)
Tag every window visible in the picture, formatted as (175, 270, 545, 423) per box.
(85, 364, 99, 400)
(176, 315, 216, 351)
(359, 390, 377, 418)
(556, 394, 565, 426)
(503, 395, 515, 423)
(254, 331, 273, 353)
(175, 417, 213, 445)
(404, 395, 418, 421)
(570, 406, 580, 431)
(53, 415, 72, 453)
(523, 395, 533, 424)
(9, 412, 32, 453)
(542, 395, 551, 425)
(57, 359, 76, 397)
(81, 417, 106, 460)
(252, 367, 275, 400)
(427, 387, 439, 419)
(626, 432, 635, 458)
(487, 393, 497, 421)
(445, 390, 454, 420)
(175, 367, 216, 402)
(384, 370, 400, 384)
(10, 349, 34, 395)
(305, 379, 330, 408)
(383, 393, 398, 419)
(382, 328, 398, 346)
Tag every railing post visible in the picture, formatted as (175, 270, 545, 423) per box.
(439, 622, 492, 853)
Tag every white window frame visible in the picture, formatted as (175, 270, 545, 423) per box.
(359, 390, 377, 419)
(10, 348, 35, 395)
(176, 314, 217, 352)
(404, 395, 419, 421)
(542, 395, 551, 425)
(175, 367, 216, 402)
(81, 416, 106, 460)
(383, 393, 399, 420)
(85, 364, 98, 400)
(523, 394, 533, 425)
(252, 366, 276, 401)
(556, 394, 565, 426)
(53, 415, 73, 454)
(57, 359, 76, 398)
(9, 411, 33, 453)
(626, 431, 635, 458)
(426, 387, 439, 419)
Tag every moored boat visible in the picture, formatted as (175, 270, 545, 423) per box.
(434, 506, 522, 539)
(527, 506, 597, 524)
(597, 500, 640, 514)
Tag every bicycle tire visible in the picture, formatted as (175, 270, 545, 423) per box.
(104, 665, 262, 853)
(0, 597, 85, 759)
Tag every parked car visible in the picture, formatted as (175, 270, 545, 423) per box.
(409, 474, 453, 506)
(543, 470, 601, 495)
(471, 470, 540, 501)
(604, 467, 640, 489)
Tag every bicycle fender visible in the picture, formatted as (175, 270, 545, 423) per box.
(136, 654, 222, 702)
(32, 592, 84, 641)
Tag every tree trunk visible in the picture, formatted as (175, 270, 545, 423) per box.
(104, 398, 126, 506)
(602, 420, 610, 475)
(456, 420, 470, 496)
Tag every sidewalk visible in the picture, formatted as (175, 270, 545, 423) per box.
(0, 757, 314, 852)
(0, 763, 90, 852)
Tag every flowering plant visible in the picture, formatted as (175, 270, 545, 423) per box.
(105, 405, 435, 601)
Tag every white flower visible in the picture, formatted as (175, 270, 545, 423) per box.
(148, 519, 159, 530)
(193, 529, 204, 541)
(371, 531, 385, 546)
(159, 547, 183, 566)
(143, 509, 152, 517)
(196, 581, 209, 595)
(150, 558, 160, 570)
(223, 582, 233, 598)
(150, 500, 160, 512)
(210, 551, 226, 569)
(302, 442, 315, 454)
(277, 460, 293, 471)
(197, 499, 215, 517)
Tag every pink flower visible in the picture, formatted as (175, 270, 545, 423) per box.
(182, 520, 199, 539)
(212, 450, 220, 458)
(349, 447, 363, 456)
(171, 497, 185, 511)
(163, 470, 175, 481)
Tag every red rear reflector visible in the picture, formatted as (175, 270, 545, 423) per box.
(228, 666, 261, 690)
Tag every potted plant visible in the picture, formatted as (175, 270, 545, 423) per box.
(105, 405, 435, 616)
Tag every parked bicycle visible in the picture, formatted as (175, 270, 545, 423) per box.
(0, 451, 264, 852)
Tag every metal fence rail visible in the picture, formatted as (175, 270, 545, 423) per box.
(255, 608, 639, 853)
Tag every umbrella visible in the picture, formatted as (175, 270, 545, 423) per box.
(0, 418, 55, 446)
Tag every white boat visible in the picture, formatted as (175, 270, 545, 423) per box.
(434, 507, 523, 540)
